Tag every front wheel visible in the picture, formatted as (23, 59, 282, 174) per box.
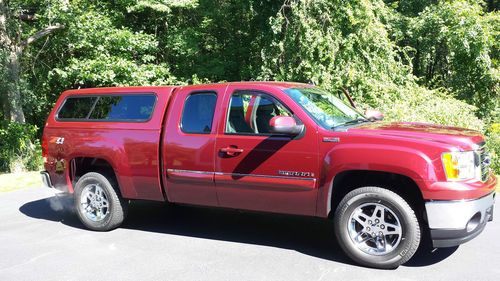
(74, 172, 128, 231)
(334, 186, 420, 269)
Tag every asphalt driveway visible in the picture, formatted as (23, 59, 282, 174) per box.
(1, 187, 499, 281)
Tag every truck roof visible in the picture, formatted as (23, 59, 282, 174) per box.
(61, 81, 313, 95)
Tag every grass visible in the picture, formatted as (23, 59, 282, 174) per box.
(0, 171, 41, 193)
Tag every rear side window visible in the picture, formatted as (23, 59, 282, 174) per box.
(89, 96, 155, 121)
(57, 97, 97, 119)
(181, 93, 217, 134)
(57, 94, 156, 122)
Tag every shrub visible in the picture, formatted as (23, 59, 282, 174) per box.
(379, 86, 485, 131)
(486, 124, 500, 175)
(0, 122, 43, 173)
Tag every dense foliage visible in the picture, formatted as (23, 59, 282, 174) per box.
(260, 0, 488, 130)
(0, 0, 499, 173)
(0, 121, 41, 172)
(396, 0, 499, 122)
(487, 123, 500, 173)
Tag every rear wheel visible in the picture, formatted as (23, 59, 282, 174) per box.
(74, 172, 128, 231)
(334, 186, 420, 269)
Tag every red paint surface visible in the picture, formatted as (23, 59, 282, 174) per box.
(43, 82, 497, 218)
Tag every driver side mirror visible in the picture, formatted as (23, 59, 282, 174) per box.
(365, 109, 384, 121)
(269, 116, 303, 136)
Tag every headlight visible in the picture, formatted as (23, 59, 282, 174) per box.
(442, 151, 476, 181)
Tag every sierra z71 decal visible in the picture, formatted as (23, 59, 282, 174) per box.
(278, 170, 315, 177)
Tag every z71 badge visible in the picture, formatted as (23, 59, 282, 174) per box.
(278, 170, 315, 177)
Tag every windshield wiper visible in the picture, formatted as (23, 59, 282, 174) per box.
(333, 117, 368, 129)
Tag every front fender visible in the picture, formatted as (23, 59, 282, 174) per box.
(317, 143, 437, 217)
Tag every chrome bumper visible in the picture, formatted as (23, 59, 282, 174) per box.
(40, 171, 54, 189)
(426, 192, 495, 247)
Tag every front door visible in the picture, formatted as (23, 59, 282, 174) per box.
(214, 85, 319, 216)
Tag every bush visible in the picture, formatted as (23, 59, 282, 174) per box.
(0, 122, 42, 173)
(402, 1, 499, 121)
(486, 124, 500, 175)
(379, 86, 485, 131)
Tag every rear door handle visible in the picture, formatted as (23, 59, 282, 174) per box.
(220, 146, 244, 156)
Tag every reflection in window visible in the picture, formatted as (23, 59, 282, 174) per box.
(285, 88, 364, 129)
(57, 94, 156, 122)
(57, 97, 97, 119)
(181, 93, 217, 133)
(89, 95, 155, 121)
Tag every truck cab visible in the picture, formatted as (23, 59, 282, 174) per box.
(41, 82, 496, 269)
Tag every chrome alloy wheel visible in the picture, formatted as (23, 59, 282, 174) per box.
(347, 202, 402, 255)
(80, 184, 110, 222)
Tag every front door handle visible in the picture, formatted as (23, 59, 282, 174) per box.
(220, 146, 244, 156)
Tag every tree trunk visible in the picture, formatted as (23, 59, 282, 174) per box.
(1, 0, 8, 120)
(6, 46, 25, 123)
(0, 0, 24, 122)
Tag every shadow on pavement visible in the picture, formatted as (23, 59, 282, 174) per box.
(18, 194, 84, 229)
(20, 196, 457, 268)
(404, 245, 459, 267)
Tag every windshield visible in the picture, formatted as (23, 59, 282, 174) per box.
(284, 87, 366, 129)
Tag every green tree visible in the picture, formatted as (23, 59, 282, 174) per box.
(0, 0, 64, 123)
(21, 0, 191, 128)
(261, 0, 409, 103)
(157, 0, 281, 82)
(400, 1, 499, 121)
(261, 0, 484, 130)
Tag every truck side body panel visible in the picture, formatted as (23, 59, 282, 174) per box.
(213, 84, 321, 216)
(43, 86, 174, 201)
(43, 82, 496, 215)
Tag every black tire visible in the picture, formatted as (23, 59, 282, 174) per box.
(334, 186, 420, 269)
(74, 172, 128, 231)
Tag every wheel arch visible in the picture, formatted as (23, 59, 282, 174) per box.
(69, 157, 122, 196)
(327, 170, 426, 223)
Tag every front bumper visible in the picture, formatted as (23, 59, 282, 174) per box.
(426, 191, 495, 248)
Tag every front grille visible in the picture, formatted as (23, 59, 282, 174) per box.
(475, 143, 491, 182)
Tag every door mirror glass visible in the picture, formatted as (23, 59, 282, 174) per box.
(269, 116, 303, 135)
(365, 109, 384, 121)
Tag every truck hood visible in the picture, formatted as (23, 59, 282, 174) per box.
(348, 122, 484, 150)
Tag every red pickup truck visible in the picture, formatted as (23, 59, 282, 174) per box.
(41, 82, 496, 268)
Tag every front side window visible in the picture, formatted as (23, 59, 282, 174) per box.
(181, 92, 217, 134)
(57, 94, 156, 122)
(284, 87, 366, 129)
(226, 91, 291, 134)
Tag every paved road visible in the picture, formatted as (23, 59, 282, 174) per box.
(0, 187, 498, 281)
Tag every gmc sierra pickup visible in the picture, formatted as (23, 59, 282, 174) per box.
(41, 82, 496, 268)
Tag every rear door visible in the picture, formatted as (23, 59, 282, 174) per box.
(214, 85, 320, 216)
(162, 85, 225, 206)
